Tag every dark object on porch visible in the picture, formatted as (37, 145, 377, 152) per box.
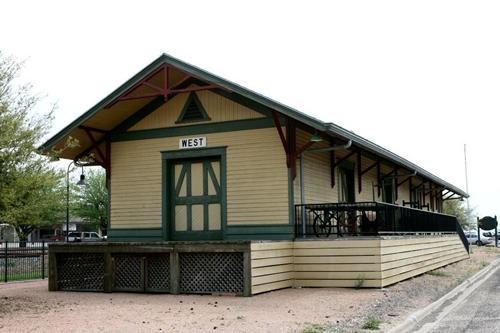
(295, 201, 469, 253)
(49, 242, 251, 296)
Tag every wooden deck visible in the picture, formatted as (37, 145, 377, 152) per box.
(48, 235, 468, 296)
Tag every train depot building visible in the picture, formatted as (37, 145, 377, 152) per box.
(41, 54, 469, 295)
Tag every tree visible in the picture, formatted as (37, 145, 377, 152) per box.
(74, 169, 109, 234)
(443, 200, 474, 229)
(0, 50, 64, 241)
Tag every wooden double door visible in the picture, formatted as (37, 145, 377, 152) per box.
(169, 157, 223, 240)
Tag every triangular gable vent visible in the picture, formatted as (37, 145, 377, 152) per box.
(176, 92, 211, 123)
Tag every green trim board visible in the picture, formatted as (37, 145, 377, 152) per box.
(107, 228, 163, 241)
(112, 118, 276, 142)
(225, 225, 295, 241)
(162, 147, 227, 241)
(175, 92, 211, 123)
(288, 168, 295, 226)
(113, 97, 165, 133)
(107, 225, 295, 242)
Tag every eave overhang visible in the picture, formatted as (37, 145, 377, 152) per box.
(39, 53, 468, 198)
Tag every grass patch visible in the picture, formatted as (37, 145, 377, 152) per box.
(299, 324, 326, 333)
(3, 272, 44, 282)
(361, 317, 382, 330)
(354, 274, 365, 289)
(426, 270, 450, 277)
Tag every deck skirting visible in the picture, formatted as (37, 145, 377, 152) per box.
(48, 235, 468, 296)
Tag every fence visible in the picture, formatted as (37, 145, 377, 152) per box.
(295, 202, 469, 252)
(0, 241, 48, 282)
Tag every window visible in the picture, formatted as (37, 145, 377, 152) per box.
(176, 92, 211, 123)
(339, 166, 355, 203)
(382, 177, 395, 204)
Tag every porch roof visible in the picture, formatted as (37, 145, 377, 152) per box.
(39, 53, 468, 198)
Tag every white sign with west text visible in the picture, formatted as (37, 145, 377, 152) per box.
(179, 136, 207, 149)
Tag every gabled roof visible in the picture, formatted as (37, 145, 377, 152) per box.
(40, 53, 468, 198)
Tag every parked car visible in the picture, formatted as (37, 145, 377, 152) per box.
(48, 235, 65, 242)
(67, 232, 104, 242)
(464, 232, 492, 246)
(482, 231, 500, 240)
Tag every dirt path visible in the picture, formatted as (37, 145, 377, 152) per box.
(1, 246, 498, 333)
(0, 281, 382, 333)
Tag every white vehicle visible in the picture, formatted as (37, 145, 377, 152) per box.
(464, 232, 492, 246)
(67, 232, 103, 242)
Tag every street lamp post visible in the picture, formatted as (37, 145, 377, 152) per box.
(66, 161, 86, 242)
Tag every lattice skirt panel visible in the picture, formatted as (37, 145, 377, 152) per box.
(179, 252, 244, 294)
(113, 254, 170, 292)
(113, 255, 143, 291)
(56, 253, 104, 291)
(146, 255, 170, 292)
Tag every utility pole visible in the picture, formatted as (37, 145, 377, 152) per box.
(464, 144, 470, 212)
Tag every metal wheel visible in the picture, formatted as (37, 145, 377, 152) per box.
(313, 213, 333, 237)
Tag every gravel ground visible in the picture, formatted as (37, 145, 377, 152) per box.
(0, 246, 498, 333)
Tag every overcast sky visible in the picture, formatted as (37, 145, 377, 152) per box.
(2, 1, 499, 218)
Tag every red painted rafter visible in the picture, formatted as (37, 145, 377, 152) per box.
(272, 112, 288, 155)
(170, 85, 219, 94)
(78, 125, 108, 134)
(105, 64, 227, 109)
(82, 128, 106, 164)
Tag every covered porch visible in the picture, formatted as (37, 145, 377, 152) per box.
(295, 201, 469, 252)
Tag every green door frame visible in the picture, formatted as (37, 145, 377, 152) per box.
(161, 147, 227, 240)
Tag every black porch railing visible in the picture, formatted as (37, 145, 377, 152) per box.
(295, 202, 469, 253)
(1, 241, 48, 282)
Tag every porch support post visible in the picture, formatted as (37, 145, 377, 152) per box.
(409, 177, 413, 202)
(330, 139, 335, 188)
(357, 151, 362, 193)
(376, 160, 381, 197)
(394, 168, 398, 201)
(105, 139, 111, 188)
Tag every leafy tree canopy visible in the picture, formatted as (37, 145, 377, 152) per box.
(74, 168, 109, 234)
(443, 199, 475, 229)
(0, 51, 64, 240)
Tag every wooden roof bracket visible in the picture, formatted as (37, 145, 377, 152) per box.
(105, 64, 224, 109)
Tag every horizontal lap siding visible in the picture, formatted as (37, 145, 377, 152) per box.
(130, 90, 264, 131)
(250, 235, 468, 293)
(251, 242, 294, 294)
(294, 129, 338, 204)
(293, 239, 382, 288)
(111, 127, 288, 229)
(379, 235, 469, 286)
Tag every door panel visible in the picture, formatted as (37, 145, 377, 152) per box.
(170, 157, 223, 240)
(208, 203, 221, 230)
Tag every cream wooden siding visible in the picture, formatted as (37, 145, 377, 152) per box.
(129, 90, 264, 131)
(251, 241, 294, 294)
(379, 235, 468, 286)
(294, 239, 384, 288)
(356, 155, 380, 202)
(249, 235, 468, 293)
(111, 127, 288, 229)
(293, 129, 338, 204)
(396, 180, 410, 205)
